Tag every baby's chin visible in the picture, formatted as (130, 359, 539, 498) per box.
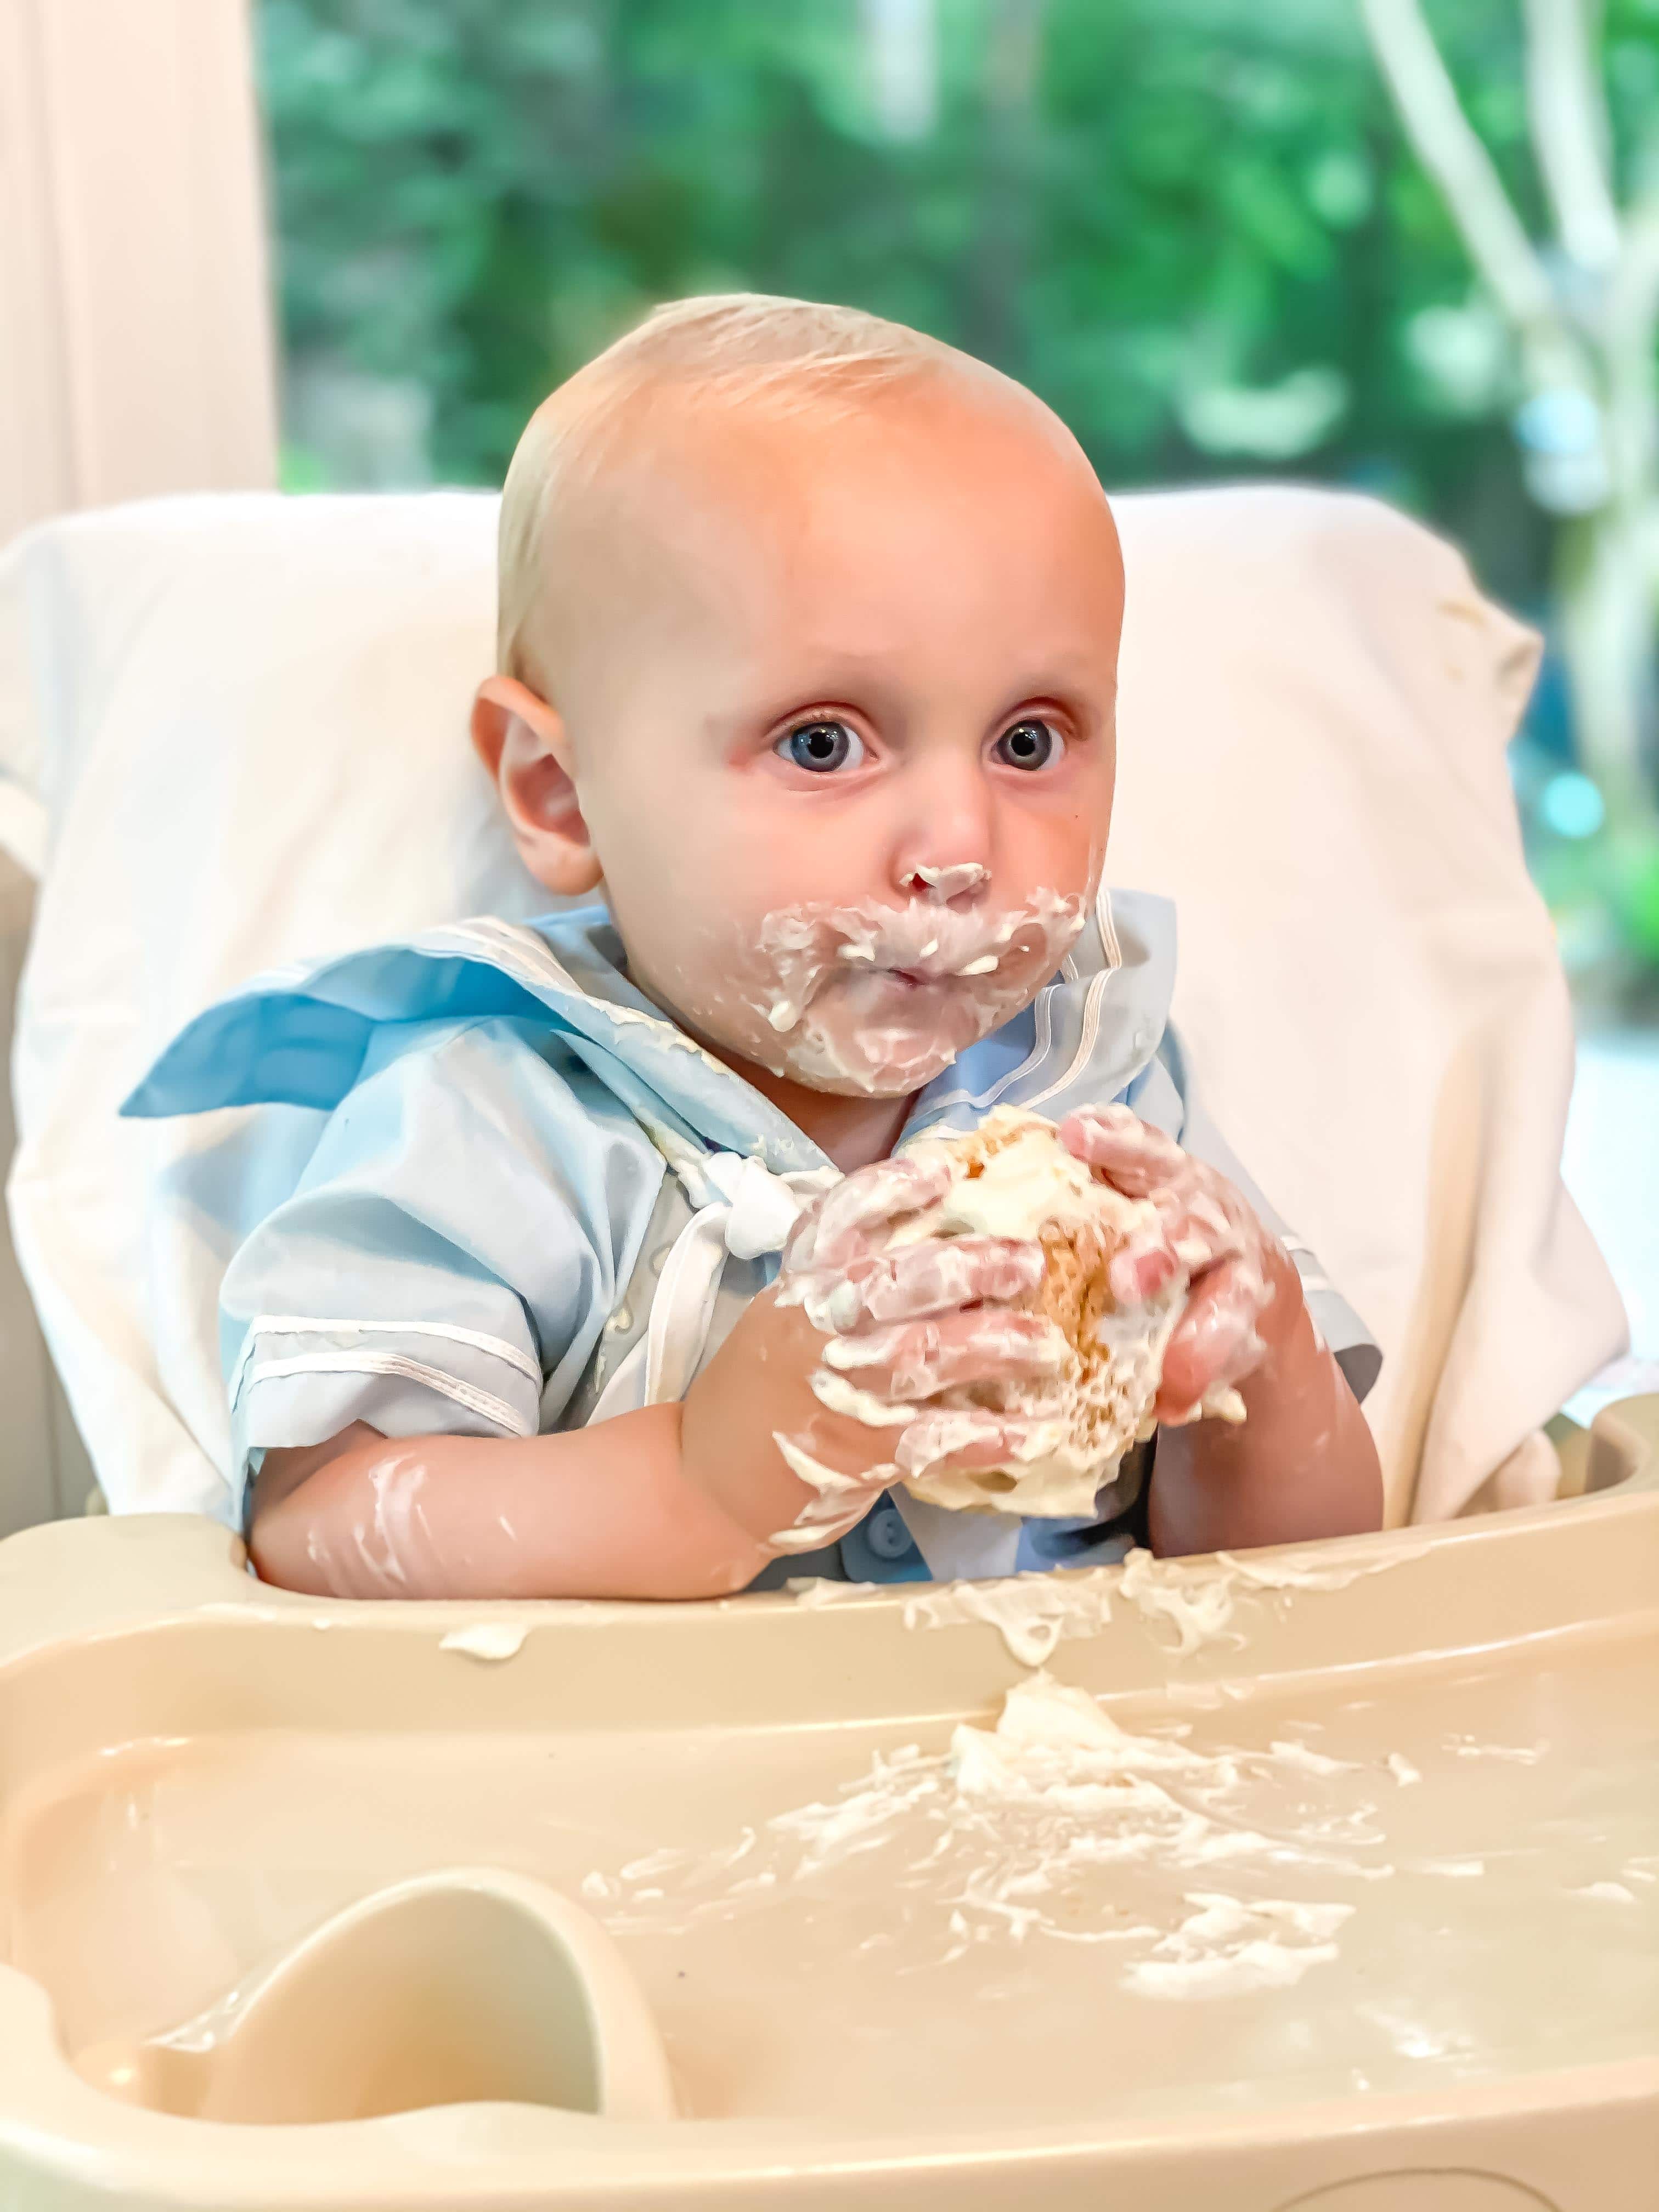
(738, 973, 1008, 1098)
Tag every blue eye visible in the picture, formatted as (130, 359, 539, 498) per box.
(778, 720, 865, 772)
(994, 719, 1064, 771)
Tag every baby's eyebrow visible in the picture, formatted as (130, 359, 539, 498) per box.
(735, 668, 902, 725)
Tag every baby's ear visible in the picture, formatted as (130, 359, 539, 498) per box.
(471, 676, 603, 897)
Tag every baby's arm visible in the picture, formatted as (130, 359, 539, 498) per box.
(1059, 1107, 1383, 1554)
(1142, 1240, 1381, 1554)
(252, 1157, 1063, 1600)
(251, 1407, 774, 1600)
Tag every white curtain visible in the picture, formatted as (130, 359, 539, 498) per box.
(0, 0, 278, 547)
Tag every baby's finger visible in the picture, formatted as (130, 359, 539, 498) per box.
(1058, 1106, 1185, 1197)
(1106, 1222, 1183, 1306)
(895, 1408, 1062, 1477)
(1166, 1188, 1244, 1272)
(1155, 1262, 1268, 1419)
(785, 1154, 953, 1272)
(822, 1311, 1068, 1399)
(837, 1235, 1045, 1328)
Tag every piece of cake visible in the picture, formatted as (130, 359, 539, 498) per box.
(883, 1107, 1242, 1516)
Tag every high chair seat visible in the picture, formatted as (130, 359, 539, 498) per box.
(0, 486, 1626, 1526)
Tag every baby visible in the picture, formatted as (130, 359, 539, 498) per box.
(125, 294, 1383, 1599)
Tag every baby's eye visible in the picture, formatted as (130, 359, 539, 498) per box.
(778, 719, 866, 773)
(993, 719, 1065, 771)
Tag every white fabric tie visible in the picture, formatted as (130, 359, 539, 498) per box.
(588, 1153, 838, 1421)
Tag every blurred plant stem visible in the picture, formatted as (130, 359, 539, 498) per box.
(1363, 0, 1659, 842)
(966, 0, 1043, 376)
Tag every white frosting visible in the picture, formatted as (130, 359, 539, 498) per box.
(300, 1449, 448, 1596)
(436, 1623, 528, 1662)
(902, 1408, 1070, 1474)
(1267, 1739, 1357, 1778)
(911, 862, 991, 899)
(358, 1457, 427, 1591)
(1124, 1893, 1353, 2000)
(896, 1119, 1149, 1247)
(768, 1430, 881, 1550)
(1116, 1547, 1242, 1656)
(1115, 1541, 1427, 1657)
(1200, 1385, 1248, 1424)
(1218, 1545, 1430, 1591)
(585, 1674, 1379, 1995)
(784, 1576, 878, 1606)
(1447, 1735, 1547, 1764)
(806, 1369, 918, 1427)
(819, 1332, 898, 1372)
(902, 1572, 1114, 1668)
(572, 988, 737, 1074)
(742, 893, 1088, 1097)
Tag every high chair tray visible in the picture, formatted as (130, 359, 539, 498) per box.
(1, 1400, 1655, 2211)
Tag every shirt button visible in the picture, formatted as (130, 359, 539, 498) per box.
(865, 1502, 915, 1559)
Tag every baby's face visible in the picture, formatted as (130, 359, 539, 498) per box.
(552, 374, 1123, 1097)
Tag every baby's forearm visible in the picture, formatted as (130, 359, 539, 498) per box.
(249, 1409, 774, 1601)
(1147, 1250, 1384, 1556)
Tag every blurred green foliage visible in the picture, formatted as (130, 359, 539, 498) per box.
(257, 0, 1659, 1000)
(257, 1, 1545, 580)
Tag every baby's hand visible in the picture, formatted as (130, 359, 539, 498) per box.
(681, 1154, 1068, 1554)
(1057, 1104, 1279, 1423)
(781, 1154, 1074, 1483)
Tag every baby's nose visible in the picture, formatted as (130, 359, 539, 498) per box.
(903, 861, 990, 906)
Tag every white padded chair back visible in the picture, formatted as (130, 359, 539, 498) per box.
(0, 488, 1624, 1524)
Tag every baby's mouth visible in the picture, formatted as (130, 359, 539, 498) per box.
(841, 947, 1003, 991)
(742, 888, 1089, 1095)
(747, 889, 1087, 1047)
(857, 960, 985, 997)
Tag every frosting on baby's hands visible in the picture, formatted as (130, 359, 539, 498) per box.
(1057, 1104, 1278, 1423)
(771, 1158, 1070, 1521)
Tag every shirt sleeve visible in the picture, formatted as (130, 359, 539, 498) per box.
(219, 1014, 665, 1527)
(1125, 1026, 1383, 1405)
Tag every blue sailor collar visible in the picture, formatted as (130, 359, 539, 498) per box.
(122, 888, 1176, 1171)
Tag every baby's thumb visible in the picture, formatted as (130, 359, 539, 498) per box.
(1155, 1264, 1264, 1419)
(1058, 1106, 1179, 1197)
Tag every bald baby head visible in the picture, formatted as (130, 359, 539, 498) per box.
(494, 292, 1082, 697)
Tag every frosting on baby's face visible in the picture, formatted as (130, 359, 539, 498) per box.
(520, 369, 1123, 1105)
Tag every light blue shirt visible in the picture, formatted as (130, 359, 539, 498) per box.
(123, 891, 1379, 1583)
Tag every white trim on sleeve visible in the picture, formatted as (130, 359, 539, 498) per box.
(239, 1352, 536, 1437)
(228, 1314, 541, 1409)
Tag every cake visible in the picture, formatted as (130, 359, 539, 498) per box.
(882, 1107, 1242, 1516)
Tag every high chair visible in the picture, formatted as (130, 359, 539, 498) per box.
(0, 487, 1651, 2210)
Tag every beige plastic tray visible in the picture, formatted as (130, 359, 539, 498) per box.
(1, 1398, 1655, 2211)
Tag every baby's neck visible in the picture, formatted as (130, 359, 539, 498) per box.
(731, 1060, 916, 1173)
(624, 963, 915, 1169)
